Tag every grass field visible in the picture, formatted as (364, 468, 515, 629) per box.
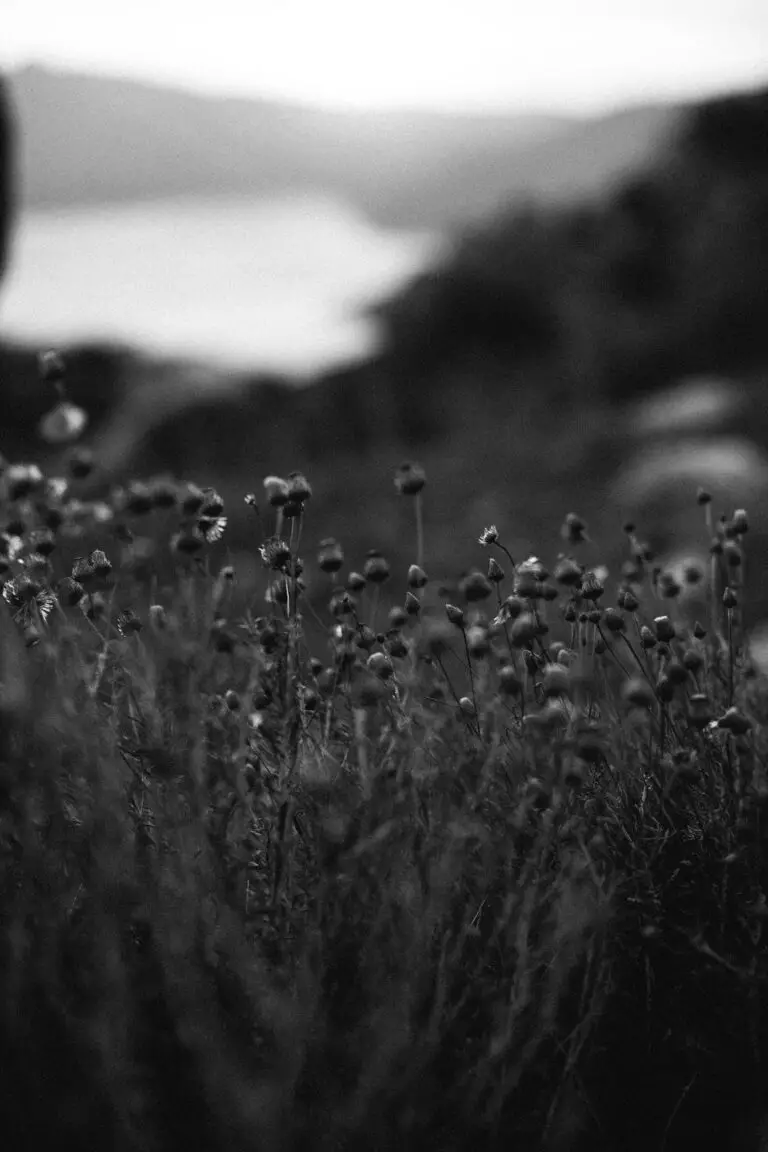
(2, 357, 768, 1151)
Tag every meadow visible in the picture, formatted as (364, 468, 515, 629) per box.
(1, 353, 768, 1151)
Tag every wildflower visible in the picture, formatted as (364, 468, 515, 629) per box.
(542, 664, 571, 698)
(500, 594, 525, 620)
(57, 577, 85, 607)
(386, 634, 408, 659)
(654, 616, 676, 643)
(198, 514, 227, 543)
(148, 476, 178, 509)
(579, 572, 605, 601)
(561, 513, 589, 544)
(346, 571, 367, 592)
(696, 487, 712, 506)
(259, 536, 292, 571)
(116, 609, 143, 636)
(353, 674, 388, 707)
(693, 621, 707, 639)
(71, 556, 96, 583)
(466, 624, 490, 657)
(458, 696, 475, 716)
(723, 586, 738, 610)
(407, 563, 428, 589)
(510, 612, 539, 648)
(318, 538, 344, 573)
(287, 471, 312, 503)
(367, 651, 394, 679)
(68, 449, 94, 480)
(171, 525, 204, 555)
(404, 590, 421, 617)
(666, 660, 688, 686)
(38, 349, 66, 383)
(263, 476, 290, 506)
(687, 694, 713, 729)
(554, 557, 583, 586)
(487, 557, 504, 583)
(363, 550, 390, 584)
(5, 464, 44, 501)
(38, 400, 88, 444)
(200, 488, 225, 517)
(731, 508, 749, 535)
(460, 569, 493, 602)
(445, 603, 465, 628)
(329, 588, 356, 617)
(388, 606, 408, 629)
(149, 604, 167, 630)
(622, 678, 656, 708)
(123, 482, 154, 516)
(498, 665, 522, 696)
(89, 550, 112, 579)
(180, 484, 205, 515)
(602, 607, 626, 633)
(394, 461, 425, 495)
(717, 707, 752, 735)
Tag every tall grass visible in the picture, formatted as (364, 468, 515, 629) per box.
(1, 355, 768, 1151)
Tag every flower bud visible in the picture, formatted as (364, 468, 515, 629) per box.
(407, 564, 428, 589)
(394, 461, 426, 495)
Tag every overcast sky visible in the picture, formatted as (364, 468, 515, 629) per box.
(1, 0, 767, 113)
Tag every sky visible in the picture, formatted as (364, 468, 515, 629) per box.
(1, 0, 767, 113)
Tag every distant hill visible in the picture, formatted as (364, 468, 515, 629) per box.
(6, 65, 681, 230)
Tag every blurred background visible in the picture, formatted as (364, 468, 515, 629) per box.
(1, 0, 768, 644)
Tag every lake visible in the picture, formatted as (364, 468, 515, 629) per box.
(0, 193, 443, 376)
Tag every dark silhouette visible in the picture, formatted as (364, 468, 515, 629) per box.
(0, 73, 15, 286)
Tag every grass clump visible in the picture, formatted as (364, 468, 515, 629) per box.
(1, 357, 768, 1152)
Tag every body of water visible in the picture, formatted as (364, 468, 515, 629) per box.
(0, 193, 442, 376)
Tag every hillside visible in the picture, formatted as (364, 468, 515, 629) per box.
(6, 64, 680, 229)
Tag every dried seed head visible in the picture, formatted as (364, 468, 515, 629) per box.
(57, 577, 85, 607)
(498, 665, 522, 696)
(542, 664, 571, 698)
(511, 611, 539, 648)
(287, 471, 312, 503)
(363, 551, 390, 584)
(404, 591, 421, 617)
(466, 624, 490, 657)
(388, 606, 408, 629)
(116, 609, 142, 636)
(682, 648, 704, 672)
(654, 616, 676, 643)
(487, 557, 504, 583)
(696, 487, 712, 506)
(407, 563, 428, 589)
(260, 536, 292, 571)
(666, 660, 688, 686)
(731, 508, 749, 534)
(460, 570, 493, 602)
(717, 707, 752, 735)
(318, 538, 344, 573)
(445, 603, 465, 628)
(478, 525, 498, 547)
(561, 513, 589, 544)
(639, 626, 657, 649)
(225, 689, 241, 711)
(554, 557, 583, 586)
(263, 476, 290, 507)
(603, 607, 626, 633)
(687, 694, 713, 728)
(394, 461, 426, 496)
(367, 651, 394, 679)
(579, 572, 605, 601)
(346, 571, 367, 592)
